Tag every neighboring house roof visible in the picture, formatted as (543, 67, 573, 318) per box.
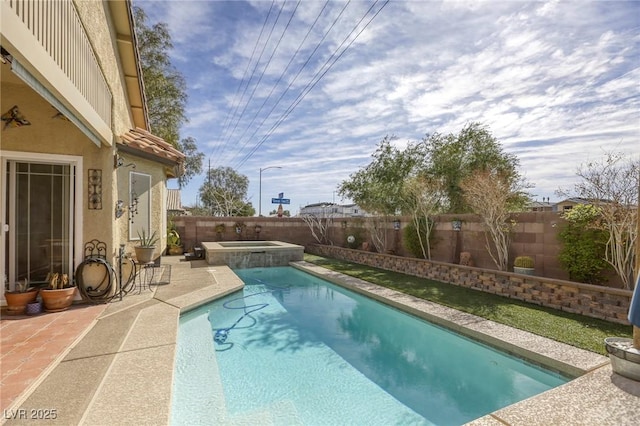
(557, 197, 613, 205)
(167, 189, 184, 212)
(118, 127, 185, 177)
(525, 201, 554, 210)
(303, 202, 336, 208)
(557, 197, 590, 205)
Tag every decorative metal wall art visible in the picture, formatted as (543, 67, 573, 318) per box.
(88, 169, 102, 209)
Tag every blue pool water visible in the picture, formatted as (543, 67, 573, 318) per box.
(172, 267, 568, 425)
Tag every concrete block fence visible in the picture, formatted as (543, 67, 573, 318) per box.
(306, 244, 633, 325)
(173, 211, 621, 285)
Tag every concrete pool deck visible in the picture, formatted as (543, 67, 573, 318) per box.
(1, 257, 639, 425)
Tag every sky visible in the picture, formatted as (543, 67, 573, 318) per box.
(136, 0, 639, 216)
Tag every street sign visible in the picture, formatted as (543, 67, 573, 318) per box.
(278, 192, 284, 198)
(271, 198, 291, 204)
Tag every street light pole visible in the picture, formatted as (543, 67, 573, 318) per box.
(259, 166, 282, 217)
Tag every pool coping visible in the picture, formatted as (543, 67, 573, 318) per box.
(291, 261, 640, 425)
(6, 258, 640, 425)
(291, 262, 608, 378)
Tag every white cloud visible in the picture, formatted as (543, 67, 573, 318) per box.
(138, 0, 639, 213)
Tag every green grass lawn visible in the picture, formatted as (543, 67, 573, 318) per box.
(303, 254, 633, 355)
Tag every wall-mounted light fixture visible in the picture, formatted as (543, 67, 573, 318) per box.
(88, 169, 102, 209)
(393, 219, 401, 230)
(452, 220, 462, 231)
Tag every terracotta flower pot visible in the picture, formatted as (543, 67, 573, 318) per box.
(5, 289, 39, 315)
(40, 287, 76, 312)
(167, 245, 183, 256)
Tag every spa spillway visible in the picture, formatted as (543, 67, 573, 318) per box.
(201, 241, 304, 268)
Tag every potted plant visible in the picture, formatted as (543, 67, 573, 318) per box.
(513, 256, 535, 275)
(40, 273, 76, 312)
(167, 228, 183, 255)
(5, 278, 39, 315)
(135, 229, 159, 263)
(605, 273, 640, 381)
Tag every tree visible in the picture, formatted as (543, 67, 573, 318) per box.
(558, 204, 613, 285)
(402, 176, 446, 259)
(133, 6, 203, 187)
(177, 137, 204, 188)
(301, 213, 333, 245)
(338, 136, 421, 215)
(461, 170, 529, 271)
(338, 136, 422, 253)
(199, 167, 252, 217)
(563, 152, 639, 289)
(423, 122, 521, 213)
(184, 205, 210, 216)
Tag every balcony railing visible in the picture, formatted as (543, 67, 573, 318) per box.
(5, 0, 112, 130)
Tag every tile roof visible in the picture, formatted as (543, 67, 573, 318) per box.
(120, 127, 185, 165)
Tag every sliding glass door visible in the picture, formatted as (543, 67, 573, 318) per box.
(4, 161, 74, 288)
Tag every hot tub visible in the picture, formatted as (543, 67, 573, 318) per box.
(201, 241, 304, 268)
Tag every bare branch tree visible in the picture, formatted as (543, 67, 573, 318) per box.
(210, 188, 246, 217)
(301, 214, 333, 245)
(567, 152, 639, 289)
(364, 217, 391, 253)
(403, 176, 446, 260)
(461, 171, 518, 271)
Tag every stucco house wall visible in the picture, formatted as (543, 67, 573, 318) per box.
(1, 0, 182, 301)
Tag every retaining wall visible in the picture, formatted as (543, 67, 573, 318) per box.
(306, 244, 633, 325)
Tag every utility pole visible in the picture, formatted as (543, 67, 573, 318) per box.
(208, 158, 212, 216)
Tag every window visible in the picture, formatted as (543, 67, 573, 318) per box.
(129, 172, 151, 240)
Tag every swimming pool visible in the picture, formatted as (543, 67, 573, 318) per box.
(172, 266, 568, 425)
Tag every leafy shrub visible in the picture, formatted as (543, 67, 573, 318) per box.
(403, 218, 434, 259)
(558, 204, 612, 285)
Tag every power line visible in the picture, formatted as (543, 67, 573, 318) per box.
(216, 1, 287, 162)
(210, 0, 276, 163)
(225, 0, 352, 167)
(217, 1, 302, 166)
(222, 0, 333, 166)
